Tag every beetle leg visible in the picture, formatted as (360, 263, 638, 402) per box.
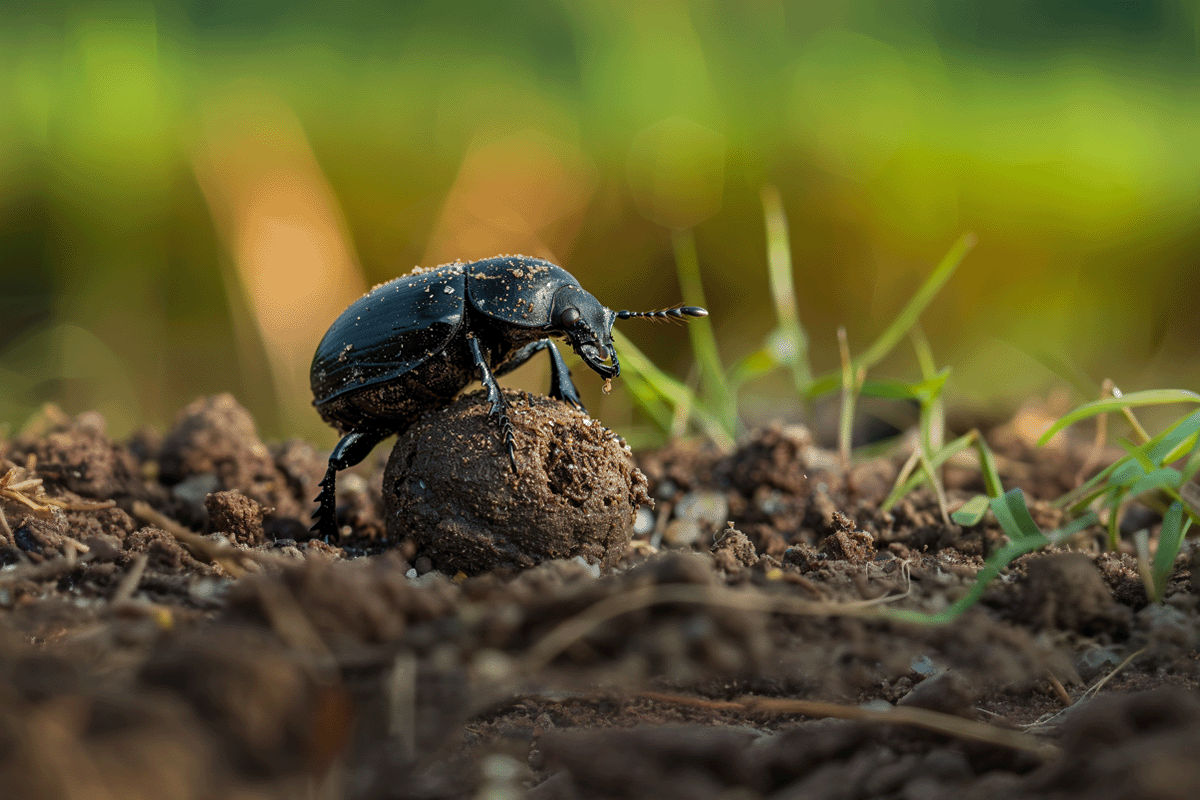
(468, 336, 518, 472)
(495, 339, 586, 413)
(311, 429, 388, 540)
(542, 340, 586, 412)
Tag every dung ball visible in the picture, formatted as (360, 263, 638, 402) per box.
(383, 390, 650, 575)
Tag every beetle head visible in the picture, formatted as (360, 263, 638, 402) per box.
(551, 285, 619, 379)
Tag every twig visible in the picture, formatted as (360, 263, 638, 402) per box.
(111, 553, 149, 604)
(1024, 647, 1147, 731)
(0, 551, 94, 585)
(522, 583, 896, 671)
(0, 464, 115, 544)
(1046, 672, 1072, 707)
(131, 500, 251, 578)
(635, 690, 1058, 759)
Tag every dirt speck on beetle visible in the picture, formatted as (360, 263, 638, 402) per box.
(382, 389, 649, 574)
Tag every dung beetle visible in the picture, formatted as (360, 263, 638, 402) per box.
(309, 254, 707, 538)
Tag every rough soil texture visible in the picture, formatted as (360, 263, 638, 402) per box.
(383, 390, 648, 575)
(0, 393, 1197, 800)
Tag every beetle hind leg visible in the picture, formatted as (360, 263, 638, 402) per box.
(311, 429, 387, 540)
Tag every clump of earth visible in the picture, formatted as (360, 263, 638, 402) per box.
(383, 389, 649, 575)
(0, 392, 1197, 800)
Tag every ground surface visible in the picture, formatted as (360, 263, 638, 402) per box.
(0, 392, 1198, 800)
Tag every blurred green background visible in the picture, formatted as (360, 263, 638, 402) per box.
(3, 0, 1199, 448)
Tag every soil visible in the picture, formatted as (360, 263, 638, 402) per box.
(0, 393, 1198, 800)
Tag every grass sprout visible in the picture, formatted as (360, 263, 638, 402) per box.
(609, 328, 735, 451)
(618, 187, 979, 476)
(726, 186, 813, 395)
(803, 233, 977, 400)
(1036, 386, 1200, 600)
(888, 488, 1098, 625)
(672, 229, 739, 439)
(615, 189, 1193, 618)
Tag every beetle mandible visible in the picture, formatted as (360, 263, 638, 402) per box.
(309, 254, 707, 538)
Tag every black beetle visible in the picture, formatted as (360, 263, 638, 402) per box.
(309, 254, 707, 538)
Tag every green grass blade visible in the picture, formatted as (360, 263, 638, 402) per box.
(952, 494, 991, 526)
(854, 233, 976, 371)
(886, 537, 1044, 625)
(611, 328, 734, 450)
(1055, 456, 1126, 509)
(1146, 411, 1200, 464)
(1123, 467, 1182, 498)
(805, 371, 842, 400)
(761, 186, 812, 391)
(858, 370, 950, 404)
(1106, 489, 1125, 550)
(974, 435, 1004, 498)
(837, 327, 857, 469)
(1152, 502, 1189, 601)
(990, 488, 1042, 542)
(1037, 389, 1200, 446)
(1182, 446, 1200, 484)
(881, 432, 976, 511)
(1119, 438, 1158, 472)
(804, 234, 976, 402)
(910, 325, 937, 378)
(727, 348, 777, 390)
(886, 511, 1097, 625)
(1161, 431, 1200, 466)
(672, 229, 738, 440)
(911, 326, 945, 453)
(620, 371, 674, 431)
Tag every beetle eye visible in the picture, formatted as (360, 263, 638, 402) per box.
(560, 307, 581, 328)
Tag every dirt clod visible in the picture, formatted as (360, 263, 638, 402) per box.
(818, 510, 876, 564)
(205, 490, 265, 546)
(383, 390, 649, 574)
(1014, 552, 1130, 635)
(159, 394, 310, 525)
(710, 526, 759, 572)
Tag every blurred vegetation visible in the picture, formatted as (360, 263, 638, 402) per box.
(2, 0, 1200, 447)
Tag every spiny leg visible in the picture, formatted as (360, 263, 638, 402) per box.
(468, 336, 518, 471)
(495, 338, 585, 412)
(311, 429, 388, 539)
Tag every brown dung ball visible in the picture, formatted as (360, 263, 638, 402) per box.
(383, 390, 650, 575)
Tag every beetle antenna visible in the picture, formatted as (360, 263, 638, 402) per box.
(616, 306, 708, 322)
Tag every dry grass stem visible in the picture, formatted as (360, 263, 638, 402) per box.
(132, 500, 253, 578)
(636, 690, 1058, 759)
(1046, 672, 1073, 707)
(523, 583, 898, 670)
(111, 553, 149, 604)
(0, 550, 95, 585)
(0, 464, 115, 543)
(1024, 647, 1148, 731)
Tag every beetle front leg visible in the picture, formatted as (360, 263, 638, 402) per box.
(542, 340, 586, 412)
(311, 429, 387, 540)
(468, 336, 518, 472)
(495, 339, 586, 413)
